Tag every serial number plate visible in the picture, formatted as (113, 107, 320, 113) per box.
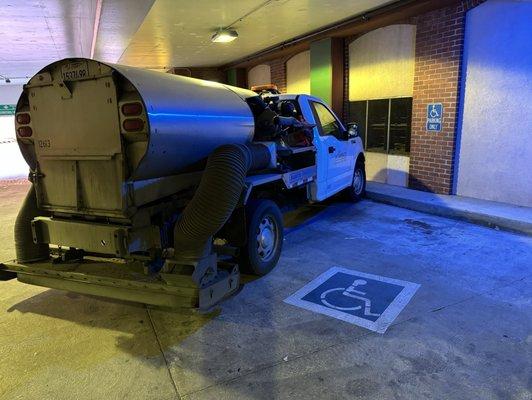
(61, 61, 89, 81)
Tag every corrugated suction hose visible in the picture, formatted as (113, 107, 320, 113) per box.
(173, 144, 270, 260)
(15, 184, 49, 262)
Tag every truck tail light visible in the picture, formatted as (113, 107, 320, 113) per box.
(123, 118, 144, 132)
(16, 113, 31, 125)
(121, 102, 143, 116)
(17, 126, 33, 137)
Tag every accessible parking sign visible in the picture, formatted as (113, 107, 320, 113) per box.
(426, 103, 443, 132)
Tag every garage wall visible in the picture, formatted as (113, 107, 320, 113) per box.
(0, 84, 28, 179)
(455, 0, 532, 207)
(286, 51, 310, 94)
(247, 64, 271, 89)
(349, 25, 415, 187)
(0, 84, 23, 105)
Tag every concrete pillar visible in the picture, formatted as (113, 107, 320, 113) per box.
(226, 68, 247, 88)
(310, 38, 344, 116)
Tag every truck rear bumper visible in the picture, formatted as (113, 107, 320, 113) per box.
(0, 257, 239, 310)
(30, 217, 161, 258)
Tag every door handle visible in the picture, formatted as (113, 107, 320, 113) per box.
(328, 146, 335, 154)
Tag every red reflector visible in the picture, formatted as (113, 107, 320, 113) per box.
(17, 126, 33, 137)
(121, 102, 143, 116)
(123, 118, 144, 132)
(16, 113, 31, 125)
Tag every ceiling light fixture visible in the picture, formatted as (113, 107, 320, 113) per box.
(211, 28, 238, 43)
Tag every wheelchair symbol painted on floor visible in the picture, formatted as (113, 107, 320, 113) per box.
(320, 279, 381, 317)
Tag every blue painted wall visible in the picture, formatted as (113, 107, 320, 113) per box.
(455, 0, 532, 206)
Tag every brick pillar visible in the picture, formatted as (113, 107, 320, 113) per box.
(269, 58, 287, 93)
(409, 2, 468, 194)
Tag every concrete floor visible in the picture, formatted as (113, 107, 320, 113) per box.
(0, 182, 530, 400)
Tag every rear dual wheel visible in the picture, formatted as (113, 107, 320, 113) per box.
(239, 199, 283, 276)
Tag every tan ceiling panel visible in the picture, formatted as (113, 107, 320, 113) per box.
(119, 0, 394, 68)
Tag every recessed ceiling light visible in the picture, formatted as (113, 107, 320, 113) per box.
(211, 28, 238, 43)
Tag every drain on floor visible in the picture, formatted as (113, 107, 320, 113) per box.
(404, 218, 434, 234)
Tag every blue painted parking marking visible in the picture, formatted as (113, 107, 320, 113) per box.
(284, 267, 420, 333)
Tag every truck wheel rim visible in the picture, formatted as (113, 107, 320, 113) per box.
(256, 215, 276, 262)
(353, 169, 363, 194)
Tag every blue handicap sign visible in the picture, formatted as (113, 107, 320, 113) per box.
(284, 267, 420, 333)
(426, 103, 443, 132)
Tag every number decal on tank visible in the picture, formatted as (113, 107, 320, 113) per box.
(61, 61, 89, 81)
(38, 139, 51, 148)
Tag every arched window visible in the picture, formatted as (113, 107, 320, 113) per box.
(247, 64, 271, 89)
(286, 51, 310, 94)
(349, 25, 416, 101)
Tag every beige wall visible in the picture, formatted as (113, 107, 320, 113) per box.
(349, 25, 416, 101)
(247, 64, 271, 89)
(349, 25, 415, 187)
(286, 50, 310, 94)
(365, 152, 387, 183)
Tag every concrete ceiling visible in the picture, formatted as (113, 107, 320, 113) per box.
(0, 0, 394, 80)
(0, 0, 98, 79)
(93, 0, 155, 64)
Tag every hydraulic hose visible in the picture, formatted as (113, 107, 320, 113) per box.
(173, 143, 270, 260)
(14, 184, 49, 262)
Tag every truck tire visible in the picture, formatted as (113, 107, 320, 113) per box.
(346, 160, 366, 202)
(239, 199, 283, 276)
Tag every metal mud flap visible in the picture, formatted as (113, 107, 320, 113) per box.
(199, 266, 240, 311)
(159, 263, 240, 311)
(0, 258, 239, 309)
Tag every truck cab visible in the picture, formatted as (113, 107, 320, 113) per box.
(276, 94, 365, 202)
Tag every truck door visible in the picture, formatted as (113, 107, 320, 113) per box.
(309, 101, 355, 197)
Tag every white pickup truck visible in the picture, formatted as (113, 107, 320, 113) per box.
(2, 58, 365, 310)
(238, 90, 366, 276)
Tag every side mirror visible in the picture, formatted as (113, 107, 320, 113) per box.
(347, 122, 359, 139)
